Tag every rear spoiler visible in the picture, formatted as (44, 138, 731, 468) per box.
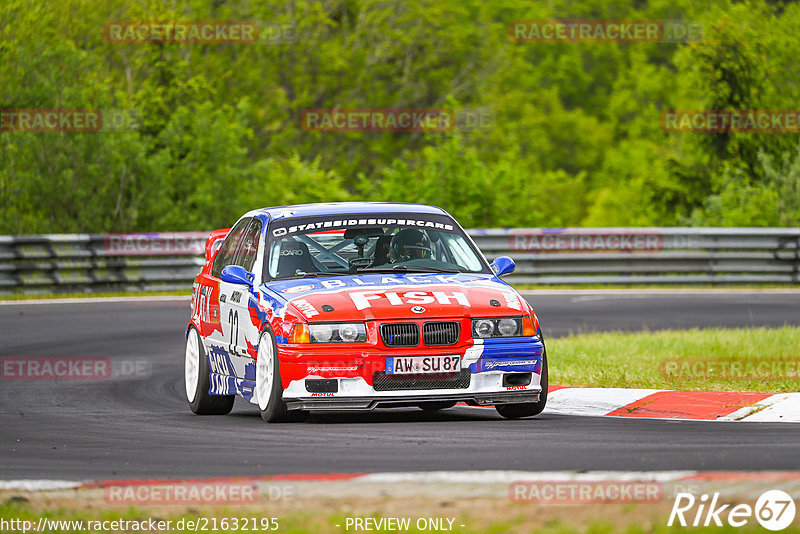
(205, 228, 230, 262)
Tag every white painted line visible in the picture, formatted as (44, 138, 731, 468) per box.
(0, 480, 83, 490)
(518, 289, 800, 296)
(0, 296, 190, 306)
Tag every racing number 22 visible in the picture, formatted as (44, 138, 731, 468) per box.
(228, 309, 239, 354)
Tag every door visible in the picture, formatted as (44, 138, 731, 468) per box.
(204, 217, 251, 377)
(224, 218, 263, 381)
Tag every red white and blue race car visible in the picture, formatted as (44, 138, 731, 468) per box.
(185, 202, 548, 422)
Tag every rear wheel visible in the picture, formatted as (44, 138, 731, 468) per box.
(255, 330, 306, 423)
(185, 326, 234, 415)
(496, 348, 548, 420)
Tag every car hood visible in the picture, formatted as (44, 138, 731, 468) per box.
(265, 273, 528, 321)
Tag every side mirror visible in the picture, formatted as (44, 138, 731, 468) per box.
(490, 256, 515, 277)
(220, 265, 254, 286)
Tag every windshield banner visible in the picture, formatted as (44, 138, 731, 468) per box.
(270, 214, 455, 238)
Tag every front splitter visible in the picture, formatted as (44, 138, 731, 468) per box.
(284, 390, 540, 411)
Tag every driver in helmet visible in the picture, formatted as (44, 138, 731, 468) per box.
(389, 229, 432, 262)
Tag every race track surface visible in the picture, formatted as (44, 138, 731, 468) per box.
(1, 291, 799, 480)
(523, 289, 800, 337)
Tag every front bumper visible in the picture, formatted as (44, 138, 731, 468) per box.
(284, 388, 541, 411)
(278, 337, 545, 411)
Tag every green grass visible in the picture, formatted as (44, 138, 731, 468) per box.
(549, 326, 800, 392)
(2, 499, 797, 534)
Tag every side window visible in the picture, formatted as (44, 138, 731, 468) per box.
(211, 218, 250, 278)
(233, 219, 263, 272)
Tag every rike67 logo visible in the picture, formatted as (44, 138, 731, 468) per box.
(669, 490, 796, 531)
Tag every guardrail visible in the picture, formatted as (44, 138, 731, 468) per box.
(0, 228, 798, 294)
(0, 233, 208, 295)
(472, 228, 800, 285)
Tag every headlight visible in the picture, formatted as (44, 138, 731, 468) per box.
(497, 318, 519, 336)
(473, 319, 495, 338)
(310, 324, 333, 342)
(307, 322, 367, 343)
(471, 317, 523, 338)
(337, 323, 362, 342)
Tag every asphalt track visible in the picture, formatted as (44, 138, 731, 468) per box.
(1, 290, 799, 480)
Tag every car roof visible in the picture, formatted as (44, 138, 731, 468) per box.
(246, 202, 449, 221)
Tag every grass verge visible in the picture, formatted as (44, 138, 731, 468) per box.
(549, 326, 800, 392)
(2, 493, 795, 534)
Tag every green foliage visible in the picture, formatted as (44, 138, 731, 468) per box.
(689, 146, 800, 226)
(1, 0, 799, 233)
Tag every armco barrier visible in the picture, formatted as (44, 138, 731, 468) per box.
(473, 228, 800, 285)
(0, 228, 798, 294)
(0, 233, 208, 295)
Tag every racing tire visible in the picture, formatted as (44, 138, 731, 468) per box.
(185, 326, 235, 415)
(256, 329, 306, 423)
(495, 346, 548, 420)
(418, 401, 458, 411)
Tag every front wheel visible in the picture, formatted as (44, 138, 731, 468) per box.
(185, 326, 234, 415)
(255, 329, 306, 423)
(496, 348, 548, 420)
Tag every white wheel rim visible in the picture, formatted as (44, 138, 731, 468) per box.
(185, 329, 200, 402)
(256, 335, 274, 411)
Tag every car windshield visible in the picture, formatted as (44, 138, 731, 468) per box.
(265, 213, 489, 280)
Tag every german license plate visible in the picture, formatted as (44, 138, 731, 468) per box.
(386, 355, 461, 375)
